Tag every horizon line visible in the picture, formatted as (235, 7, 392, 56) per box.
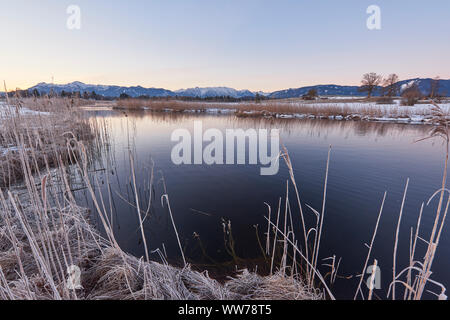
(4, 76, 448, 94)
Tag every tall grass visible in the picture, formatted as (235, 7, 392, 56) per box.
(114, 98, 450, 121)
(0, 97, 94, 187)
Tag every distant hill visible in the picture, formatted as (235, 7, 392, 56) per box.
(25, 82, 259, 99)
(1, 78, 447, 99)
(28, 81, 174, 98)
(396, 78, 450, 96)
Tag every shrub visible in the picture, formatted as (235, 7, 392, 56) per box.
(401, 83, 422, 106)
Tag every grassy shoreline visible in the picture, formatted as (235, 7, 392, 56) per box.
(112, 98, 450, 125)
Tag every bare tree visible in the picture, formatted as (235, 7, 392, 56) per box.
(360, 72, 383, 98)
(382, 74, 399, 97)
(429, 76, 440, 99)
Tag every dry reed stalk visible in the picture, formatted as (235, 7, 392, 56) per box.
(310, 146, 331, 286)
(265, 217, 335, 300)
(161, 192, 186, 266)
(129, 153, 150, 263)
(354, 192, 386, 300)
(391, 178, 409, 300)
(405, 202, 424, 300)
(264, 202, 271, 256)
(281, 147, 310, 278)
(270, 198, 282, 276)
(281, 181, 289, 274)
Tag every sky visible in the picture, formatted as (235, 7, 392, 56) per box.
(0, 0, 449, 92)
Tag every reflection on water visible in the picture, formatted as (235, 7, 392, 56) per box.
(79, 110, 448, 299)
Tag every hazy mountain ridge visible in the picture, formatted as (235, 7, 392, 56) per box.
(27, 81, 174, 98)
(9, 78, 450, 98)
(175, 87, 256, 98)
(269, 78, 450, 99)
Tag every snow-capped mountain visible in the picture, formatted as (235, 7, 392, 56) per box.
(16, 78, 450, 99)
(175, 87, 255, 98)
(27, 82, 257, 98)
(29, 82, 174, 98)
(396, 78, 449, 95)
(269, 85, 366, 99)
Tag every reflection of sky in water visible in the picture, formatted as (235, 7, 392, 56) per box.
(83, 111, 448, 299)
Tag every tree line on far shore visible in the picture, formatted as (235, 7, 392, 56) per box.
(359, 73, 443, 106)
(3, 75, 445, 106)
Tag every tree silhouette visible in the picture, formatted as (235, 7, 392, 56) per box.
(360, 72, 382, 98)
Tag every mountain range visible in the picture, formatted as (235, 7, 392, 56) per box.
(7, 78, 450, 99)
(269, 79, 450, 98)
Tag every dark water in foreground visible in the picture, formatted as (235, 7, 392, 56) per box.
(79, 109, 449, 299)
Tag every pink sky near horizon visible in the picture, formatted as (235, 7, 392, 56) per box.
(1, 0, 449, 92)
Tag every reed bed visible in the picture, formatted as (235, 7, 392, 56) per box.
(0, 97, 94, 187)
(114, 98, 369, 117)
(114, 98, 450, 121)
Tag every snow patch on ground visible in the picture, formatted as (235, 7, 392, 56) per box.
(0, 102, 51, 158)
(237, 101, 450, 125)
(0, 146, 20, 156)
(0, 102, 50, 117)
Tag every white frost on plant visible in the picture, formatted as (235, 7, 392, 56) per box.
(0, 102, 50, 117)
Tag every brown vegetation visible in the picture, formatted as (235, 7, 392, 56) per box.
(0, 98, 94, 187)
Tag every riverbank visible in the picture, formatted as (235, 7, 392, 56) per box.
(113, 98, 450, 125)
(0, 100, 93, 187)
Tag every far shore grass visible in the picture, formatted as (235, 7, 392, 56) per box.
(112, 97, 450, 123)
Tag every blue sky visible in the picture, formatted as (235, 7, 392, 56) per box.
(1, 0, 449, 91)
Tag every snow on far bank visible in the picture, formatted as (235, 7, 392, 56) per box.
(0, 102, 50, 117)
(0, 146, 20, 156)
(258, 100, 450, 116)
(246, 100, 450, 124)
